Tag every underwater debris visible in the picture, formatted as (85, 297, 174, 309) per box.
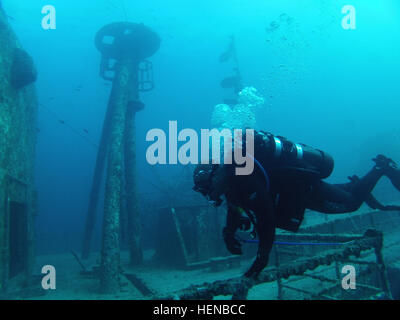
(219, 35, 243, 102)
(219, 49, 232, 63)
(70, 250, 87, 272)
(156, 230, 387, 300)
(266, 20, 280, 33)
(266, 14, 294, 33)
(220, 75, 241, 89)
(123, 273, 154, 296)
(219, 36, 235, 63)
(10, 48, 37, 90)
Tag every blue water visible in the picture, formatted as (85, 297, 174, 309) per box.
(3, 0, 400, 259)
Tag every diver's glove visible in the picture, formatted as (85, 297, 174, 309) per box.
(373, 154, 398, 171)
(222, 227, 242, 255)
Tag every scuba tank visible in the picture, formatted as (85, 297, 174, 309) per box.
(252, 131, 335, 232)
(257, 131, 334, 179)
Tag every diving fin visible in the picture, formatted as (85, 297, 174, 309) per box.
(373, 154, 400, 192)
(365, 194, 400, 212)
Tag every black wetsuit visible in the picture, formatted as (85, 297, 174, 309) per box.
(221, 130, 398, 277)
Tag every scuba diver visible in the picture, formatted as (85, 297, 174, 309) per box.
(192, 130, 400, 278)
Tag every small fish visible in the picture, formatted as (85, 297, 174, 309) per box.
(59, 120, 65, 124)
(83, 129, 89, 134)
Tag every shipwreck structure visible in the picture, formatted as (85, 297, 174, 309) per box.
(151, 208, 399, 300)
(81, 22, 160, 293)
(0, 9, 38, 292)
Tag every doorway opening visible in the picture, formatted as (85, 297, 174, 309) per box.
(8, 201, 28, 279)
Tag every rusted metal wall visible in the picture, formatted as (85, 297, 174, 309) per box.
(0, 10, 38, 292)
